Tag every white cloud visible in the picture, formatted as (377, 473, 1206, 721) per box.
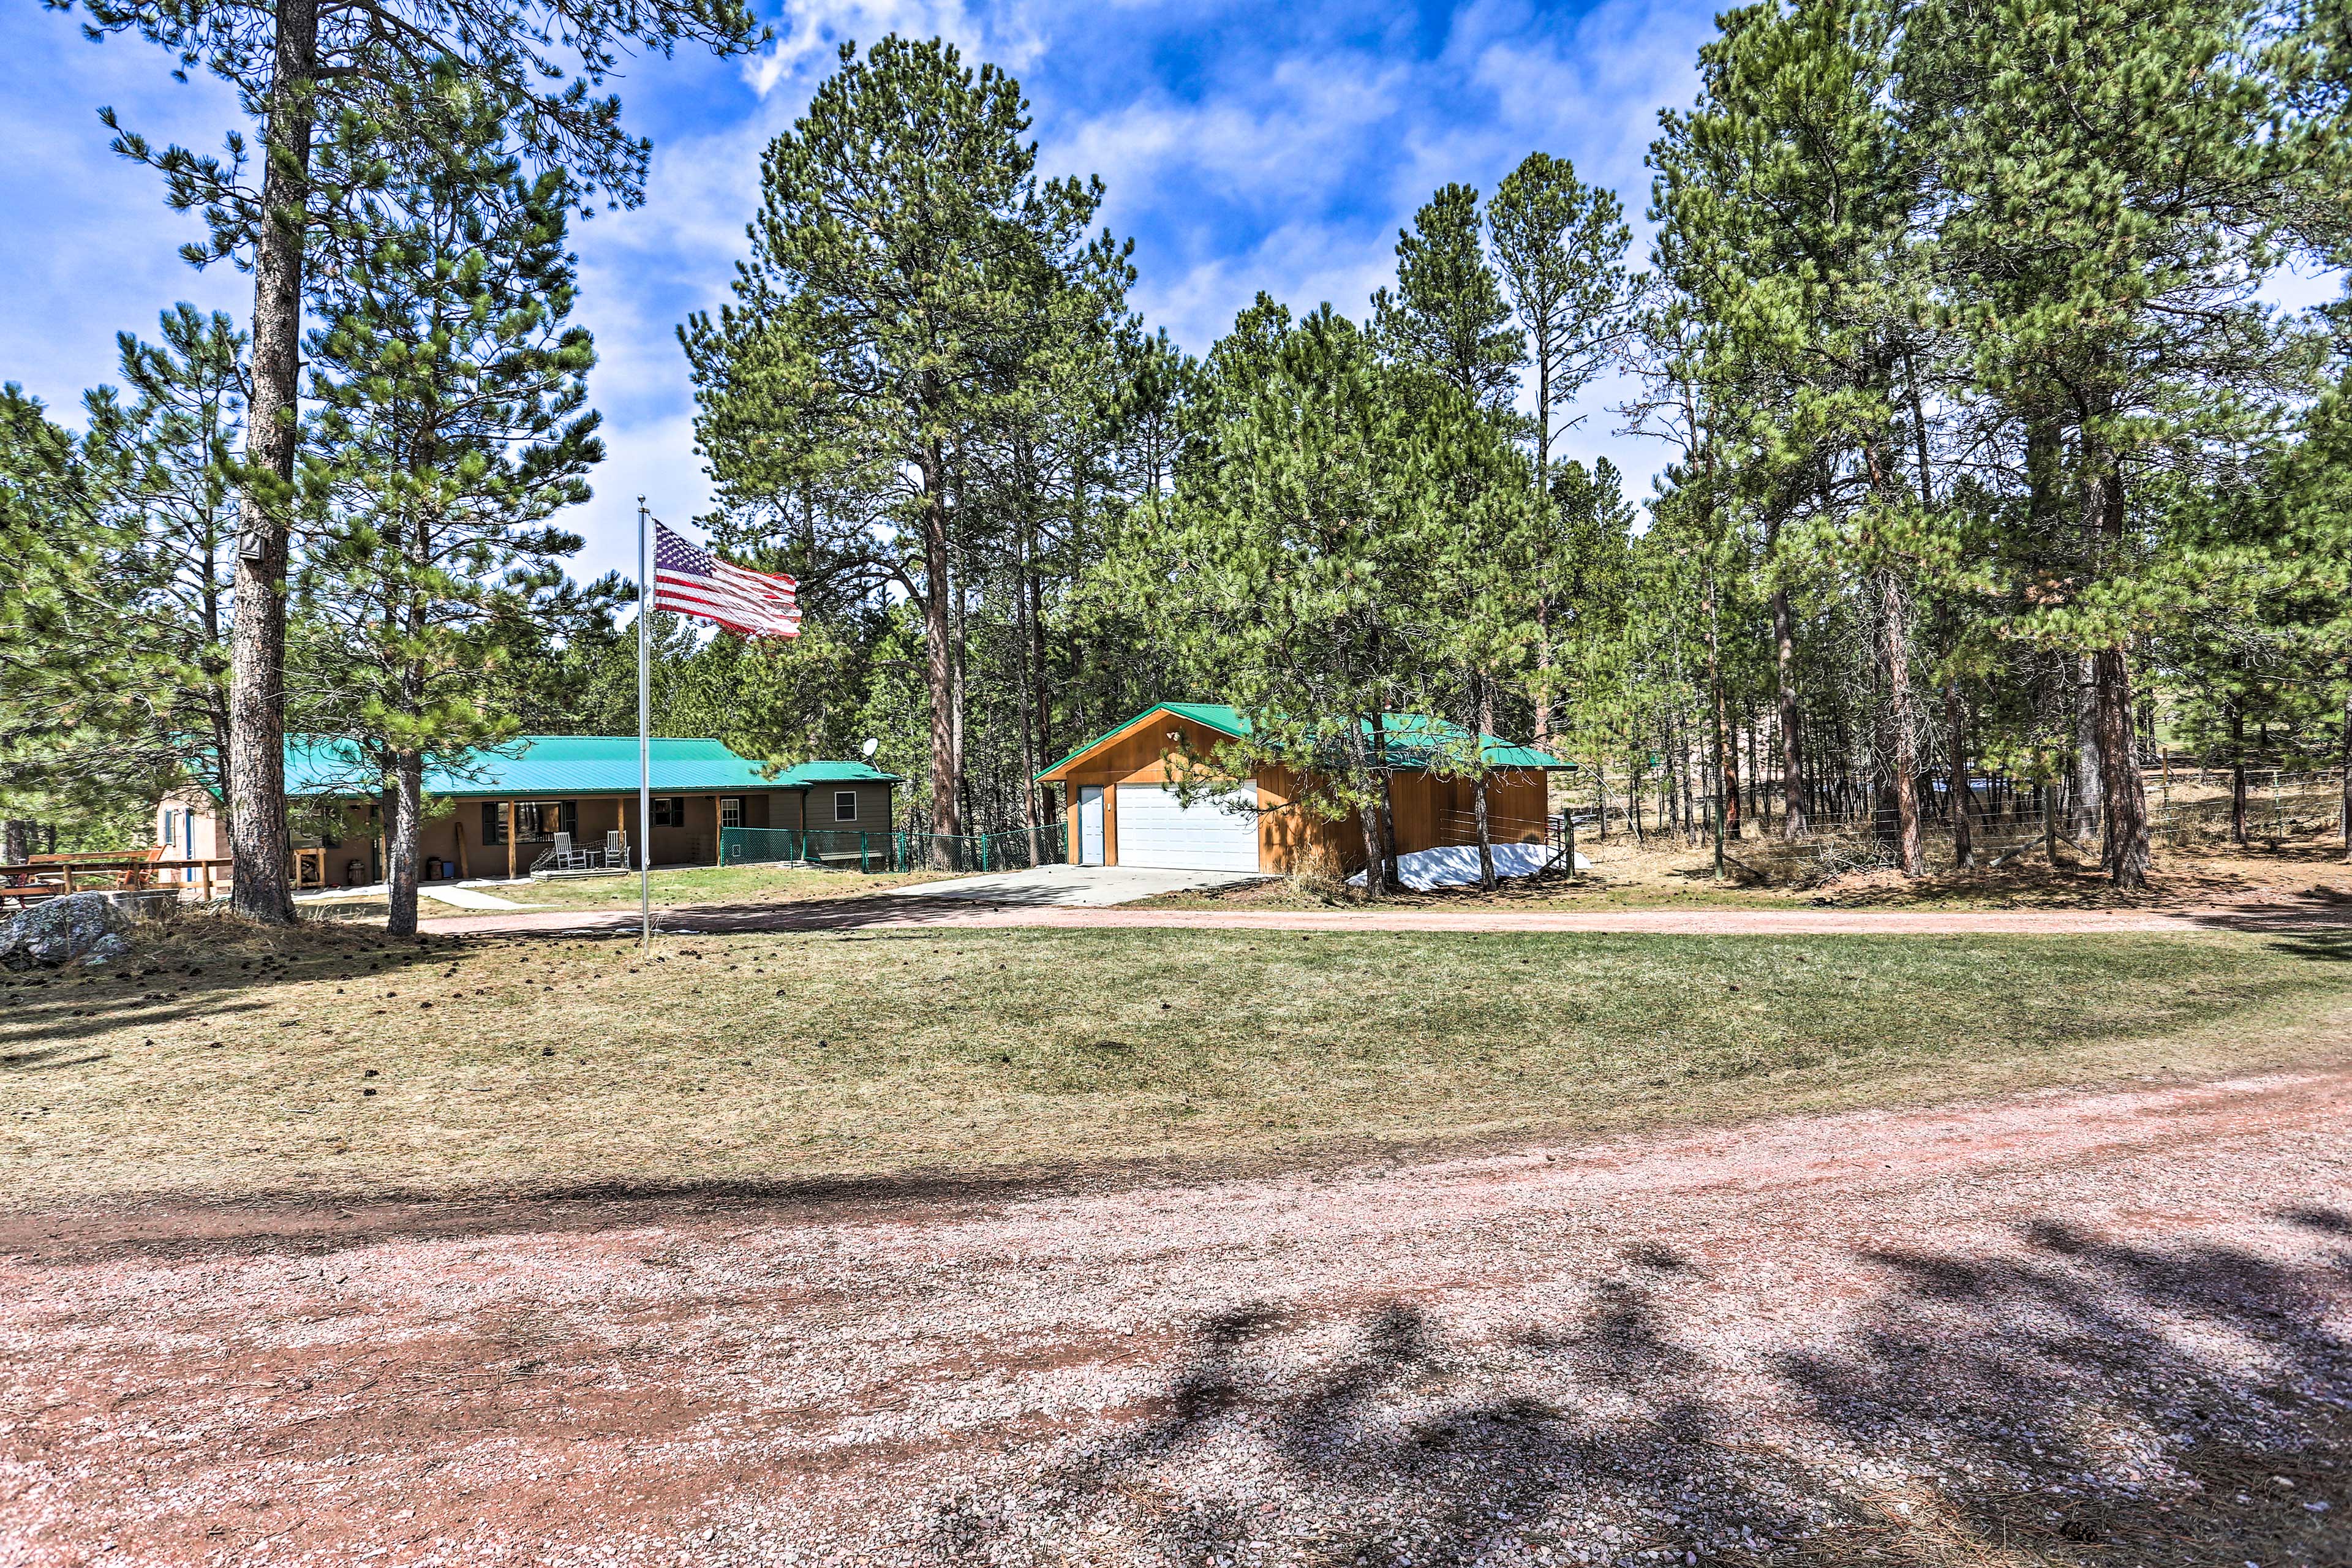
(741, 0, 1044, 97)
(571, 413, 715, 587)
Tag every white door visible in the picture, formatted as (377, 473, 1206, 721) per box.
(1115, 783, 1259, 872)
(1078, 786, 1106, 865)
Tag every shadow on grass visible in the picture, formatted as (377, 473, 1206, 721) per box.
(922, 1211, 2350, 1567)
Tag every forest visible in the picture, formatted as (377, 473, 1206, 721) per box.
(6, 0, 2352, 929)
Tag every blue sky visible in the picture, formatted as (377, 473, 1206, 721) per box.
(4, 0, 1723, 584)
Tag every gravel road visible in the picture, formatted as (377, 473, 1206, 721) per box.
(415, 892, 2352, 940)
(3, 1071, 2347, 1567)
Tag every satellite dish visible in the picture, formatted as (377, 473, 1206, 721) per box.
(860, 737, 879, 760)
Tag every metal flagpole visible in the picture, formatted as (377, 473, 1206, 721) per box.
(638, 496, 653, 951)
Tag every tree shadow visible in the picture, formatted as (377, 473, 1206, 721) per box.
(918, 1212, 2350, 1566)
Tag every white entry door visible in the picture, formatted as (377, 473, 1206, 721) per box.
(1115, 782, 1259, 872)
(1078, 786, 1106, 865)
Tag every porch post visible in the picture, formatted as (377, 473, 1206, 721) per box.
(505, 801, 517, 879)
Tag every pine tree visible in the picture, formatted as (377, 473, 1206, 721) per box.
(682, 37, 1118, 849)
(1104, 301, 1523, 895)
(1903, 0, 2320, 887)
(1487, 154, 1632, 478)
(296, 88, 603, 937)
(1, 309, 246, 824)
(1374, 184, 1526, 413)
(53, 0, 763, 920)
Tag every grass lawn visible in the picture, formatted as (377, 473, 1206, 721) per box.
(469, 861, 950, 912)
(292, 861, 953, 920)
(4, 917, 2348, 1207)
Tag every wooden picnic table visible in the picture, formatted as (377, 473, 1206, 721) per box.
(1, 856, 233, 907)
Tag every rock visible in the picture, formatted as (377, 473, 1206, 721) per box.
(0, 892, 137, 971)
(80, 933, 134, 967)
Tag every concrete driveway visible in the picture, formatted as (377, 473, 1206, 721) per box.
(885, 862, 1267, 908)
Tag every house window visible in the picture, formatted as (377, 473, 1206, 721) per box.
(481, 803, 507, 846)
(719, 797, 743, 829)
(834, 790, 858, 823)
(510, 801, 578, 841)
(652, 796, 685, 827)
(161, 810, 178, 850)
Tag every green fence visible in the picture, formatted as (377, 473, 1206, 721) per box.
(718, 821, 1068, 874)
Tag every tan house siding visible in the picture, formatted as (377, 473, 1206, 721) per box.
(811, 782, 892, 834)
(162, 786, 839, 888)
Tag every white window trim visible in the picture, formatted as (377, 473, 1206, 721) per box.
(834, 790, 858, 823)
(720, 797, 743, 829)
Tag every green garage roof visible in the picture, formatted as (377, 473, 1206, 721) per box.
(1038, 702, 1570, 780)
(278, 736, 900, 799)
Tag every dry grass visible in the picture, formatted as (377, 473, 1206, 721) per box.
(5, 907, 2350, 1208)
(298, 861, 955, 919)
(1144, 821, 2352, 914)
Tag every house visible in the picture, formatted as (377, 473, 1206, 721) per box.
(158, 736, 899, 888)
(1034, 702, 1569, 874)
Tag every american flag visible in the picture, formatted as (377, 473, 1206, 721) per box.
(652, 521, 801, 639)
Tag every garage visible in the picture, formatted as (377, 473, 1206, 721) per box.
(1114, 782, 1260, 872)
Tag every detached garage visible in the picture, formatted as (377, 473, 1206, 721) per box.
(1038, 703, 1569, 875)
(1107, 782, 1261, 872)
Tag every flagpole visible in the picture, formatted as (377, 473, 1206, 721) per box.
(638, 496, 652, 951)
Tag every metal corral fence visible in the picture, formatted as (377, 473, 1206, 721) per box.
(718, 822, 1068, 874)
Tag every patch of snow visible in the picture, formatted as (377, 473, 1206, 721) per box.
(1346, 843, 1587, 890)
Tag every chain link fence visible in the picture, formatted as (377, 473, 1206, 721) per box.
(718, 823, 1069, 874)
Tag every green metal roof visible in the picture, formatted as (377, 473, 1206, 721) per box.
(280, 736, 900, 799)
(772, 760, 901, 786)
(1035, 703, 1569, 780)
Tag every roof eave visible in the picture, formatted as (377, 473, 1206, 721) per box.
(1033, 703, 1248, 783)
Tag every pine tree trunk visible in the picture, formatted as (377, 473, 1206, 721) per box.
(1027, 502, 1054, 827)
(1016, 495, 1041, 866)
(1370, 713, 1401, 891)
(921, 437, 957, 855)
(1, 821, 29, 866)
(1877, 568, 1924, 876)
(1532, 606, 1553, 750)
(2084, 453, 2150, 888)
(2095, 643, 2150, 886)
(1355, 728, 1386, 903)
(1473, 676, 1496, 892)
(1706, 584, 1737, 840)
(1357, 799, 1386, 903)
(385, 752, 424, 938)
(2230, 704, 2248, 846)
(2340, 666, 2350, 859)
(1678, 720, 1695, 844)
(227, 0, 320, 925)
(2070, 655, 2103, 846)
(1947, 681, 1975, 869)
(1593, 758, 1607, 840)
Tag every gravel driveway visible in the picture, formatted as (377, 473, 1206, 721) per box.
(4, 1071, 2346, 1567)
(416, 891, 2352, 940)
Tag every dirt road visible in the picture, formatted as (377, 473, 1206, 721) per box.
(416, 890, 2352, 940)
(4, 1071, 2346, 1567)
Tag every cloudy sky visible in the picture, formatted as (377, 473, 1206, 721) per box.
(4, 0, 1717, 584)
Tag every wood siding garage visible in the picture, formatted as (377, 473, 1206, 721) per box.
(1036, 704, 1569, 876)
(1113, 782, 1260, 871)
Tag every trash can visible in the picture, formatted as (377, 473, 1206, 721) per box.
(426, 856, 442, 881)
(345, 858, 364, 887)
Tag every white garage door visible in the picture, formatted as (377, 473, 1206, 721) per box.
(1116, 783, 1259, 872)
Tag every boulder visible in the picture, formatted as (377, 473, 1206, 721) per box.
(0, 891, 137, 970)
